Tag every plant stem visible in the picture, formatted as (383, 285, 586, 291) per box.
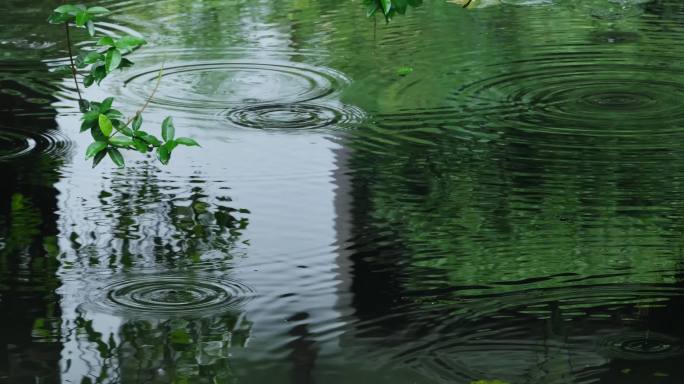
(124, 63, 164, 127)
(64, 22, 83, 101)
(108, 64, 165, 140)
(109, 65, 164, 146)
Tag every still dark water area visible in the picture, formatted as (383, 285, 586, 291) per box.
(2, 0, 684, 382)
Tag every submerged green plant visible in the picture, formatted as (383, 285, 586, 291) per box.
(48, 4, 199, 168)
(396, 66, 415, 76)
(365, 0, 423, 21)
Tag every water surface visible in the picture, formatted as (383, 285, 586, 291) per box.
(2, 0, 684, 383)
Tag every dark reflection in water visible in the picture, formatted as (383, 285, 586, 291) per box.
(286, 312, 318, 384)
(5, 0, 684, 383)
(0, 32, 66, 384)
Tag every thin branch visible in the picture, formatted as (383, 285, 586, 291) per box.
(106, 64, 165, 140)
(64, 22, 83, 101)
(124, 63, 164, 128)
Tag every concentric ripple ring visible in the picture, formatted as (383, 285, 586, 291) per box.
(224, 103, 364, 130)
(0, 130, 36, 160)
(85, 276, 254, 317)
(448, 60, 684, 136)
(122, 61, 350, 110)
(598, 331, 681, 360)
(0, 127, 70, 161)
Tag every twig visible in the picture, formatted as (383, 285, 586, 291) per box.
(65, 22, 83, 101)
(123, 63, 164, 128)
(106, 64, 165, 140)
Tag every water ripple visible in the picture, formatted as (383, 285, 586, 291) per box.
(122, 60, 350, 110)
(82, 276, 254, 317)
(224, 103, 365, 131)
(597, 331, 682, 360)
(0, 126, 71, 161)
(449, 57, 684, 137)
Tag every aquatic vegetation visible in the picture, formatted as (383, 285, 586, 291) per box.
(365, 0, 424, 21)
(48, 4, 199, 168)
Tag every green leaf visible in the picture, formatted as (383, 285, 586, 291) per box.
(92, 148, 107, 168)
(91, 126, 107, 142)
(97, 37, 115, 47)
(100, 97, 114, 113)
(157, 144, 170, 165)
(366, 0, 379, 16)
(132, 138, 148, 153)
(132, 114, 142, 131)
(78, 99, 91, 113)
(86, 20, 95, 37)
(167, 140, 178, 152)
(85, 141, 107, 159)
(75, 11, 91, 27)
(115, 36, 146, 52)
(119, 58, 134, 69)
(118, 126, 135, 137)
(397, 66, 414, 76)
(136, 132, 161, 146)
(380, 0, 392, 14)
(90, 65, 107, 85)
(106, 109, 124, 121)
(105, 49, 122, 73)
(108, 148, 125, 168)
(175, 137, 200, 147)
(87, 6, 111, 15)
(76, 51, 103, 68)
(98, 114, 113, 137)
(84, 52, 103, 65)
(109, 137, 134, 148)
(83, 75, 95, 87)
(80, 119, 95, 132)
(161, 117, 175, 141)
(82, 110, 99, 122)
(47, 12, 72, 24)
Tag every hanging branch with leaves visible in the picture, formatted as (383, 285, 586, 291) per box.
(48, 4, 199, 168)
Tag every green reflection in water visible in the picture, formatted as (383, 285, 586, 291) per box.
(5, 0, 684, 383)
(70, 311, 251, 384)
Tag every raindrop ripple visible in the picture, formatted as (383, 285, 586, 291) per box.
(598, 331, 682, 361)
(0, 126, 70, 161)
(85, 276, 254, 317)
(122, 61, 350, 110)
(450, 58, 684, 137)
(224, 102, 365, 130)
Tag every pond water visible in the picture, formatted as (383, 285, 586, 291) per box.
(2, 0, 684, 383)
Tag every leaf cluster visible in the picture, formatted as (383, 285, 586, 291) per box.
(48, 4, 110, 36)
(77, 35, 146, 86)
(50, 4, 200, 168)
(365, 0, 423, 21)
(82, 99, 199, 168)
